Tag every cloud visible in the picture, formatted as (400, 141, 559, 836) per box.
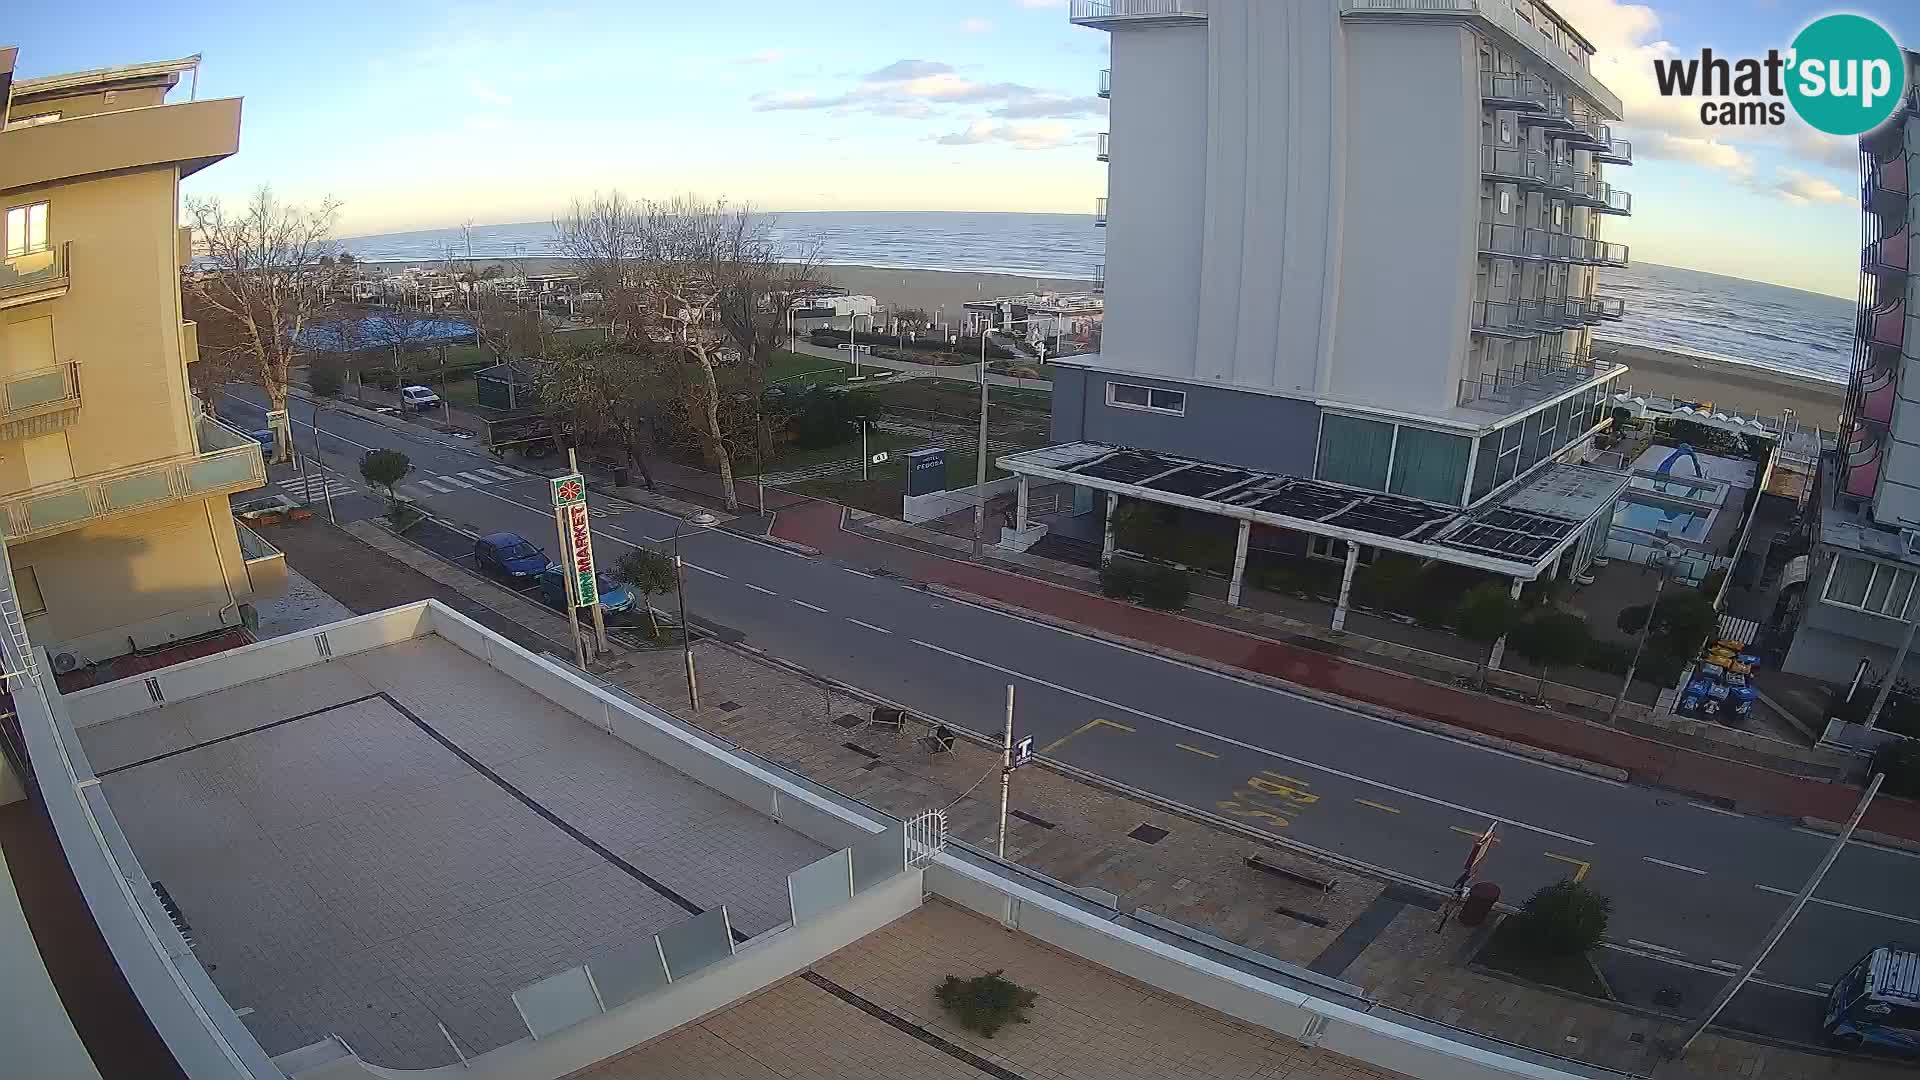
(934, 120, 1074, 149)
(1770, 169, 1853, 205)
(1641, 132, 1751, 175)
(734, 48, 789, 65)
(465, 79, 511, 107)
(962, 17, 993, 33)
(751, 57, 1088, 118)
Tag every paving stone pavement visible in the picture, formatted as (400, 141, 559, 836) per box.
(279, 518, 1910, 1079)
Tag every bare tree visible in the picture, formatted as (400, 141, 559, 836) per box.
(715, 215, 828, 472)
(184, 186, 341, 462)
(555, 192, 651, 341)
(537, 342, 662, 491)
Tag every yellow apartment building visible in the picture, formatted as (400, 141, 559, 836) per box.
(0, 48, 279, 681)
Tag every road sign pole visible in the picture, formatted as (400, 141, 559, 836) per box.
(998, 683, 1015, 859)
(862, 421, 869, 482)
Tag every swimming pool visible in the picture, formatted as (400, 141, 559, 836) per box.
(1612, 499, 1713, 543)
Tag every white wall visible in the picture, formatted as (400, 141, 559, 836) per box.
(1328, 21, 1479, 414)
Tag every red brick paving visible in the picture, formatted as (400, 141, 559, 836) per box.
(772, 498, 1920, 840)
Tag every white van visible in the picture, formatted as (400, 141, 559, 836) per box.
(400, 385, 441, 411)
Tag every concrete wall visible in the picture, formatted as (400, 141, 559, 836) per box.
(1783, 544, 1920, 684)
(0, 827, 103, 1080)
(1051, 363, 1322, 475)
(903, 475, 1020, 524)
(1328, 21, 1479, 413)
(15, 496, 253, 662)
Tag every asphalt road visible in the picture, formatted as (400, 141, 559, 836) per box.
(223, 387, 1917, 1040)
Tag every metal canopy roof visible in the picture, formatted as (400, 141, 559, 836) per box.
(997, 442, 1630, 579)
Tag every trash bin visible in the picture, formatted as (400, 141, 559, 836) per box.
(1460, 881, 1501, 927)
(612, 465, 632, 487)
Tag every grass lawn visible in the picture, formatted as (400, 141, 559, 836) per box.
(851, 377, 1052, 419)
(789, 446, 1009, 517)
(436, 379, 481, 408)
(1474, 919, 1609, 999)
(766, 350, 853, 388)
(765, 429, 919, 473)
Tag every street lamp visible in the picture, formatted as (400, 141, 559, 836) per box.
(667, 510, 721, 712)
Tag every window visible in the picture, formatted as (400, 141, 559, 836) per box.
(1106, 381, 1185, 415)
(1309, 535, 1375, 565)
(1499, 118, 1512, 144)
(1498, 190, 1512, 215)
(12, 112, 61, 127)
(12, 566, 44, 619)
(5, 201, 49, 258)
(1553, 204, 1564, 228)
(1318, 413, 1396, 492)
(1823, 554, 1916, 619)
(1389, 426, 1471, 505)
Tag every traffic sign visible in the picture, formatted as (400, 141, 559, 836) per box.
(870, 452, 890, 465)
(1011, 735, 1034, 769)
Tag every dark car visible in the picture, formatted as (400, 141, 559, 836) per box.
(536, 566, 635, 616)
(249, 429, 276, 452)
(473, 532, 550, 579)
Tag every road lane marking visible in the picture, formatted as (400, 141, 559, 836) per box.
(744, 583, 778, 596)
(1754, 884, 1920, 926)
(684, 563, 727, 579)
(792, 599, 830, 613)
(1176, 743, 1219, 759)
(846, 618, 892, 634)
(905, 637, 1594, 846)
(456, 471, 494, 484)
(1643, 857, 1709, 876)
(1627, 939, 1685, 957)
(1688, 802, 1745, 818)
(438, 474, 473, 488)
(497, 465, 532, 478)
(1793, 826, 1920, 861)
(1038, 717, 1133, 755)
(1354, 799, 1401, 814)
(1709, 960, 1742, 971)
(644, 535, 668, 543)
(1543, 852, 1591, 883)
(474, 468, 513, 481)
(602, 524, 627, 534)
(842, 568, 876, 579)
(1599, 943, 1825, 995)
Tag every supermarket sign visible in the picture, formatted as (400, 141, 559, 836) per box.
(552, 475, 597, 607)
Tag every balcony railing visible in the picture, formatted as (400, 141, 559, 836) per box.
(1586, 296, 1626, 321)
(1097, 132, 1109, 161)
(1094, 197, 1109, 227)
(1071, 0, 1208, 24)
(1594, 137, 1632, 165)
(0, 361, 82, 441)
(1481, 71, 1549, 111)
(1584, 238, 1629, 266)
(1458, 350, 1615, 409)
(1092, 264, 1105, 293)
(235, 519, 288, 600)
(1341, 0, 1622, 118)
(1481, 144, 1552, 186)
(1472, 299, 1556, 337)
(0, 241, 70, 309)
(0, 413, 265, 544)
(1596, 184, 1632, 215)
(1098, 69, 1111, 98)
(1479, 223, 1577, 262)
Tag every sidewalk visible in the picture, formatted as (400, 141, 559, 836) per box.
(270, 517, 1904, 1080)
(767, 498, 1920, 842)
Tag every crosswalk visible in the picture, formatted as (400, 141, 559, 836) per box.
(410, 465, 533, 494)
(277, 475, 359, 502)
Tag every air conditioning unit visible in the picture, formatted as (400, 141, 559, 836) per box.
(50, 651, 81, 674)
(1904, 529, 1920, 558)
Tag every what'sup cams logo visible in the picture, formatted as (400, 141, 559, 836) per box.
(1652, 13, 1906, 136)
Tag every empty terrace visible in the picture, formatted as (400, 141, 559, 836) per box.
(72, 635, 829, 1069)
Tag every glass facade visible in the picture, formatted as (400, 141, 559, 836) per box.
(1389, 426, 1471, 504)
(1467, 384, 1609, 506)
(1318, 414, 1396, 492)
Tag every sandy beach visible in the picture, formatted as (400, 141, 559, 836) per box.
(1591, 339, 1845, 430)
(818, 264, 1092, 319)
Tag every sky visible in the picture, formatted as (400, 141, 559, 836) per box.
(6, 0, 1916, 298)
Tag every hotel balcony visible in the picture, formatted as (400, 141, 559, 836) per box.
(1595, 182, 1633, 215)
(1458, 350, 1617, 410)
(1560, 114, 1612, 152)
(1594, 137, 1633, 166)
(1092, 263, 1105, 293)
(1097, 132, 1109, 161)
(1342, 0, 1623, 118)
(0, 361, 82, 443)
(1585, 295, 1626, 322)
(0, 241, 70, 310)
(0, 413, 265, 544)
(1866, 156, 1908, 220)
(234, 518, 288, 600)
(1472, 298, 1562, 337)
(1581, 237, 1630, 267)
(1865, 229, 1908, 277)
(1094, 196, 1108, 227)
(1480, 70, 1549, 112)
(1098, 68, 1110, 98)
(1070, 0, 1207, 27)
(1481, 144, 1552, 187)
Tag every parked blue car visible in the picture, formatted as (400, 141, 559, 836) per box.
(537, 566, 635, 616)
(249, 429, 276, 453)
(472, 532, 551, 579)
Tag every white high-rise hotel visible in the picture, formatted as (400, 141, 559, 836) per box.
(1047, 0, 1631, 508)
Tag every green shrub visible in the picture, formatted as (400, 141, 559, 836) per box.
(1138, 566, 1191, 611)
(1354, 555, 1423, 611)
(1503, 880, 1611, 959)
(1582, 639, 1635, 676)
(308, 354, 345, 397)
(1098, 561, 1140, 600)
(935, 970, 1037, 1037)
(358, 448, 412, 498)
(359, 367, 401, 390)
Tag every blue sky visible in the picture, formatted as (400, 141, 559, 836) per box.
(6, 0, 1916, 297)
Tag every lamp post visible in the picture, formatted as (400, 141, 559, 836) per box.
(1608, 538, 1670, 722)
(971, 316, 1027, 558)
(666, 510, 721, 712)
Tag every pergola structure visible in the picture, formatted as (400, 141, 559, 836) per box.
(997, 442, 1629, 652)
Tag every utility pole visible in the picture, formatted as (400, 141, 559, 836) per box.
(998, 684, 1015, 858)
(1608, 543, 1669, 722)
(861, 418, 870, 482)
(972, 329, 991, 558)
(1674, 772, 1884, 1058)
(1865, 609, 1920, 730)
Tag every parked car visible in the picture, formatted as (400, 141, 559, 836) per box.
(472, 532, 550, 579)
(400, 385, 442, 411)
(536, 566, 634, 616)
(248, 429, 276, 452)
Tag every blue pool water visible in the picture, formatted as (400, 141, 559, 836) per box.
(1613, 500, 1711, 542)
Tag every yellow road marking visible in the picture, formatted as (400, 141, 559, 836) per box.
(1247, 775, 1321, 804)
(1450, 825, 1501, 842)
(1175, 743, 1219, 759)
(1039, 717, 1135, 754)
(1261, 771, 1311, 787)
(1354, 799, 1402, 814)
(1544, 852, 1591, 883)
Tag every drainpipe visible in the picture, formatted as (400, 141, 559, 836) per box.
(1101, 492, 1118, 563)
(1331, 540, 1360, 631)
(1227, 520, 1251, 607)
(1487, 577, 1525, 671)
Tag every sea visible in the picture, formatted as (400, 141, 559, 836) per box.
(338, 211, 1854, 385)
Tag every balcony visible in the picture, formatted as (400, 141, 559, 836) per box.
(1866, 229, 1909, 277)
(235, 519, 288, 600)
(0, 241, 69, 309)
(1472, 298, 1559, 337)
(1098, 69, 1110, 99)
(1595, 183, 1632, 215)
(1594, 137, 1633, 166)
(1097, 132, 1109, 161)
(1478, 223, 1585, 263)
(0, 361, 81, 443)
(1582, 238, 1629, 267)
(1070, 0, 1207, 27)
(1481, 144, 1552, 187)
(1092, 263, 1105, 294)
(1585, 296, 1626, 322)
(1480, 71, 1548, 111)
(1341, 0, 1623, 119)
(1094, 196, 1108, 227)
(0, 413, 265, 544)
(1560, 114, 1611, 152)
(1458, 351, 1615, 410)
